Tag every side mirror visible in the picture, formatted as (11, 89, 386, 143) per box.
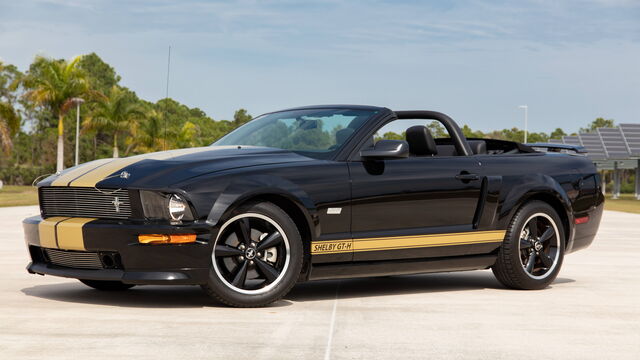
(360, 140, 410, 159)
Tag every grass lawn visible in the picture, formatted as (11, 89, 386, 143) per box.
(604, 194, 640, 214)
(0, 185, 39, 207)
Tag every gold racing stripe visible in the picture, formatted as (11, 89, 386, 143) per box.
(311, 230, 506, 255)
(354, 230, 506, 252)
(50, 158, 114, 186)
(69, 147, 215, 187)
(38, 217, 70, 249)
(56, 218, 97, 251)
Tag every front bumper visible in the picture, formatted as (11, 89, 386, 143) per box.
(23, 215, 214, 285)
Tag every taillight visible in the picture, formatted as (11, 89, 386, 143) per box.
(574, 216, 589, 225)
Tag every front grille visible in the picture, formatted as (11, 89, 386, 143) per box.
(43, 248, 104, 269)
(40, 187, 132, 219)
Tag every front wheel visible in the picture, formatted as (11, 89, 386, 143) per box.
(201, 202, 304, 307)
(492, 201, 565, 290)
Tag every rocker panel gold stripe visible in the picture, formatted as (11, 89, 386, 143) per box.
(56, 218, 97, 251)
(68, 147, 215, 187)
(38, 217, 69, 249)
(311, 230, 506, 255)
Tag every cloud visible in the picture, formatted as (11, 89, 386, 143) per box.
(34, 0, 97, 10)
(0, 0, 638, 130)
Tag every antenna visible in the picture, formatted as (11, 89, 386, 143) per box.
(163, 45, 171, 150)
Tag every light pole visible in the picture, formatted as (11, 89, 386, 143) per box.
(519, 105, 528, 143)
(70, 97, 85, 166)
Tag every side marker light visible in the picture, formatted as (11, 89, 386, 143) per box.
(138, 234, 197, 244)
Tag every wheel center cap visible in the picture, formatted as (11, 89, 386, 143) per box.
(534, 241, 543, 251)
(245, 247, 257, 260)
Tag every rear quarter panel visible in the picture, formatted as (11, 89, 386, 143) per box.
(476, 152, 602, 252)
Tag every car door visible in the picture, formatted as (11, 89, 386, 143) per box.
(348, 152, 484, 262)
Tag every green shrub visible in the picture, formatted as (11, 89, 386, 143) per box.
(0, 165, 55, 186)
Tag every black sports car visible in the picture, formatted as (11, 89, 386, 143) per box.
(23, 105, 603, 307)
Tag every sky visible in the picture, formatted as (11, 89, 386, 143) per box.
(0, 0, 638, 133)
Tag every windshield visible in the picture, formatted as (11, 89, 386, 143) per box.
(214, 108, 378, 159)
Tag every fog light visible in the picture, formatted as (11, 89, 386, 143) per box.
(138, 234, 197, 244)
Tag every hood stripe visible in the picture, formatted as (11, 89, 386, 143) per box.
(51, 159, 114, 186)
(56, 217, 97, 251)
(67, 147, 215, 187)
(38, 217, 70, 248)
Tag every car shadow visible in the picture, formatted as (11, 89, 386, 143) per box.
(21, 282, 227, 308)
(21, 282, 297, 309)
(21, 271, 575, 308)
(288, 272, 575, 302)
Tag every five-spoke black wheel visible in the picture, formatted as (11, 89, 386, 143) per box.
(518, 212, 560, 279)
(202, 202, 303, 307)
(213, 213, 290, 294)
(493, 201, 565, 290)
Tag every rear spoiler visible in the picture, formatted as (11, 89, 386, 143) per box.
(526, 143, 587, 155)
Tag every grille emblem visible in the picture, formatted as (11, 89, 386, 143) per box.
(112, 197, 123, 213)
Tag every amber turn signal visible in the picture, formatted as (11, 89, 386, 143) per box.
(138, 234, 197, 244)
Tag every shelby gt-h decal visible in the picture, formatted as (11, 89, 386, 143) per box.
(311, 231, 506, 255)
(23, 105, 604, 307)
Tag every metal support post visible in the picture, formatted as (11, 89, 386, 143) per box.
(635, 160, 640, 200)
(613, 161, 620, 199)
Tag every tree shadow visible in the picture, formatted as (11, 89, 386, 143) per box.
(21, 271, 575, 307)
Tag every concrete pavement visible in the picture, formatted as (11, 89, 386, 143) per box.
(0, 206, 638, 359)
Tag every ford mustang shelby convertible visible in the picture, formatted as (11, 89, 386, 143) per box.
(24, 105, 603, 307)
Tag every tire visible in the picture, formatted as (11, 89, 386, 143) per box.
(79, 279, 135, 291)
(201, 201, 304, 307)
(492, 201, 565, 290)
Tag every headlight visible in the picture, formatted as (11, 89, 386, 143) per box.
(140, 191, 195, 221)
(168, 194, 188, 220)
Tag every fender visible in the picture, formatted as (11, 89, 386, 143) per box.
(206, 174, 318, 238)
(495, 173, 575, 243)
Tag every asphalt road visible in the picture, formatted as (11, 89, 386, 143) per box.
(0, 206, 638, 359)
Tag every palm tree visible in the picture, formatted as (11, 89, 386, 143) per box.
(85, 86, 145, 158)
(23, 56, 93, 172)
(0, 61, 21, 155)
(0, 102, 19, 154)
(128, 109, 164, 154)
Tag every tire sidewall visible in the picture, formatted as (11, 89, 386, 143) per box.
(204, 202, 303, 306)
(503, 201, 565, 289)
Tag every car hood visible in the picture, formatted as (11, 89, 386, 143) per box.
(40, 146, 314, 189)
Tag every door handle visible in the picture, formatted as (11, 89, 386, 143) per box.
(455, 172, 479, 181)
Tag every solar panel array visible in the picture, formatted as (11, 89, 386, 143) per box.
(551, 124, 640, 161)
(563, 136, 582, 146)
(620, 123, 640, 157)
(598, 128, 629, 159)
(580, 133, 607, 160)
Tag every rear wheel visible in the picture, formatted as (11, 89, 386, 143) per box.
(79, 279, 135, 291)
(492, 201, 565, 290)
(201, 202, 303, 307)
